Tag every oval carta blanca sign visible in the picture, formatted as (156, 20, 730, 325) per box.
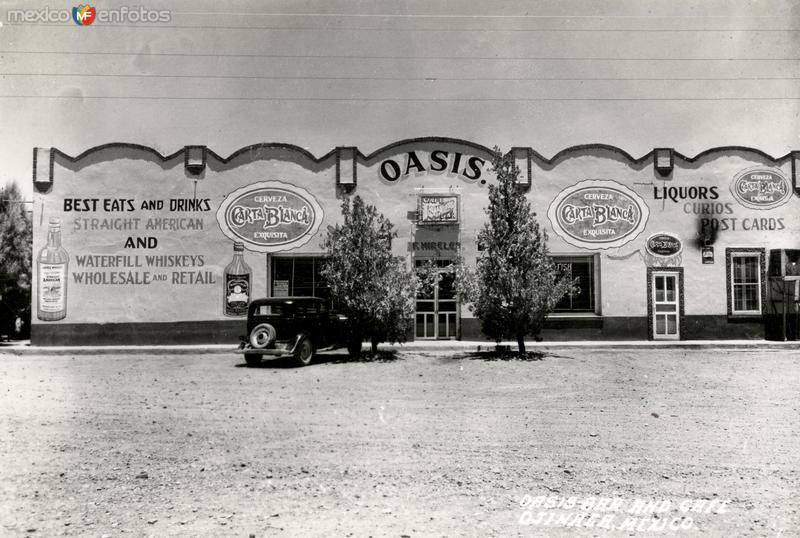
(547, 179, 650, 250)
(730, 168, 792, 210)
(646, 232, 683, 257)
(216, 181, 324, 253)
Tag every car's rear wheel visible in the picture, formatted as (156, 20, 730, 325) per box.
(293, 337, 313, 367)
(244, 354, 262, 367)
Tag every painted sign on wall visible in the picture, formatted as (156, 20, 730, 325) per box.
(730, 168, 791, 210)
(646, 233, 683, 257)
(37, 190, 220, 325)
(547, 180, 650, 250)
(378, 149, 487, 183)
(418, 195, 459, 225)
(216, 181, 324, 253)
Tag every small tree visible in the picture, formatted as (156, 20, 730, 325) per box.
(0, 183, 32, 337)
(470, 149, 575, 353)
(322, 195, 416, 355)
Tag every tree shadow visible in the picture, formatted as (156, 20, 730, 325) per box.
(455, 350, 548, 362)
(455, 350, 581, 362)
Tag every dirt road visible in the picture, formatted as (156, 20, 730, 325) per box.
(0, 348, 798, 537)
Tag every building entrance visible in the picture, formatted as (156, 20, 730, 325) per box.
(415, 260, 458, 339)
(651, 270, 681, 340)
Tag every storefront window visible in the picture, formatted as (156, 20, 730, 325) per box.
(727, 249, 764, 315)
(271, 257, 330, 300)
(552, 255, 596, 313)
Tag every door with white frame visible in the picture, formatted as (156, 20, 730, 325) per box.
(415, 259, 458, 340)
(651, 270, 681, 340)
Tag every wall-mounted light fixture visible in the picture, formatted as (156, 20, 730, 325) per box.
(184, 145, 207, 175)
(336, 146, 357, 189)
(33, 147, 54, 193)
(510, 147, 531, 188)
(653, 148, 674, 176)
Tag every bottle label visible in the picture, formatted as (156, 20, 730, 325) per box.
(39, 263, 67, 313)
(225, 273, 250, 316)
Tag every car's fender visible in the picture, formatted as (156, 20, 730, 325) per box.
(291, 331, 313, 352)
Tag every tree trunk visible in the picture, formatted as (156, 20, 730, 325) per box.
(517, 333, 526, 355)
(371, 338, 379, 354)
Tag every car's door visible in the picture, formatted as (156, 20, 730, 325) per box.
(315, 302, 332, 348)
(329, 308, 350, 348)
(317, 302, 345, 349)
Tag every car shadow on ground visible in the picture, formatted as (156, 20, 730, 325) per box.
(325, 349, 401, 364)
(235, 349, 402, 369)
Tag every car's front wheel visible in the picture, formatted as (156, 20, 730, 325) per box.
(244, 354, 262, 367)
(293, 337, 313, 367)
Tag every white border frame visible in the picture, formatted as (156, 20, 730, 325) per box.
(651, 270, 681, 340)
(729, 251, 763, 315)
(417, 194, 460, 225)
(215, 180, 324, 253)
(547, 179, 650, 250)
(730, 166, 792, 210)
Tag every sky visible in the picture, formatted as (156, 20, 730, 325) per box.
(1, 0, 798, 201)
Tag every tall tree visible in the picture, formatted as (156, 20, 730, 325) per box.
(0, 183, 33, 337)
(322, 195, 416, 355)
(471, 149, 575, 353)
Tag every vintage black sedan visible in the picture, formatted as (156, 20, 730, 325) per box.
(237, 297, 351, 367)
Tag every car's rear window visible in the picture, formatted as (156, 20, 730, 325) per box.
(254, 301, 320, 316)
(256, 304, 289, 316)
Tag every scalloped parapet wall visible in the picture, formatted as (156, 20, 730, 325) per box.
(32, 138, 800, 195)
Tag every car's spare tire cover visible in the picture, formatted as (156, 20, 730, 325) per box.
(250, 323, 276, 349)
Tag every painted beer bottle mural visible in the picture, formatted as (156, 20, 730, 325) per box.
(224, 242, 251, 316)
(37, 217, 69, 321)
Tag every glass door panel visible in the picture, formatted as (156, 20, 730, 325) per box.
(415, 261, 458, 339)
(652, 272, 679, 340)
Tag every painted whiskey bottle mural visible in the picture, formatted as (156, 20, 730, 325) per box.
(37, 217, 69, 321)
(223, 242, 251, 317)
